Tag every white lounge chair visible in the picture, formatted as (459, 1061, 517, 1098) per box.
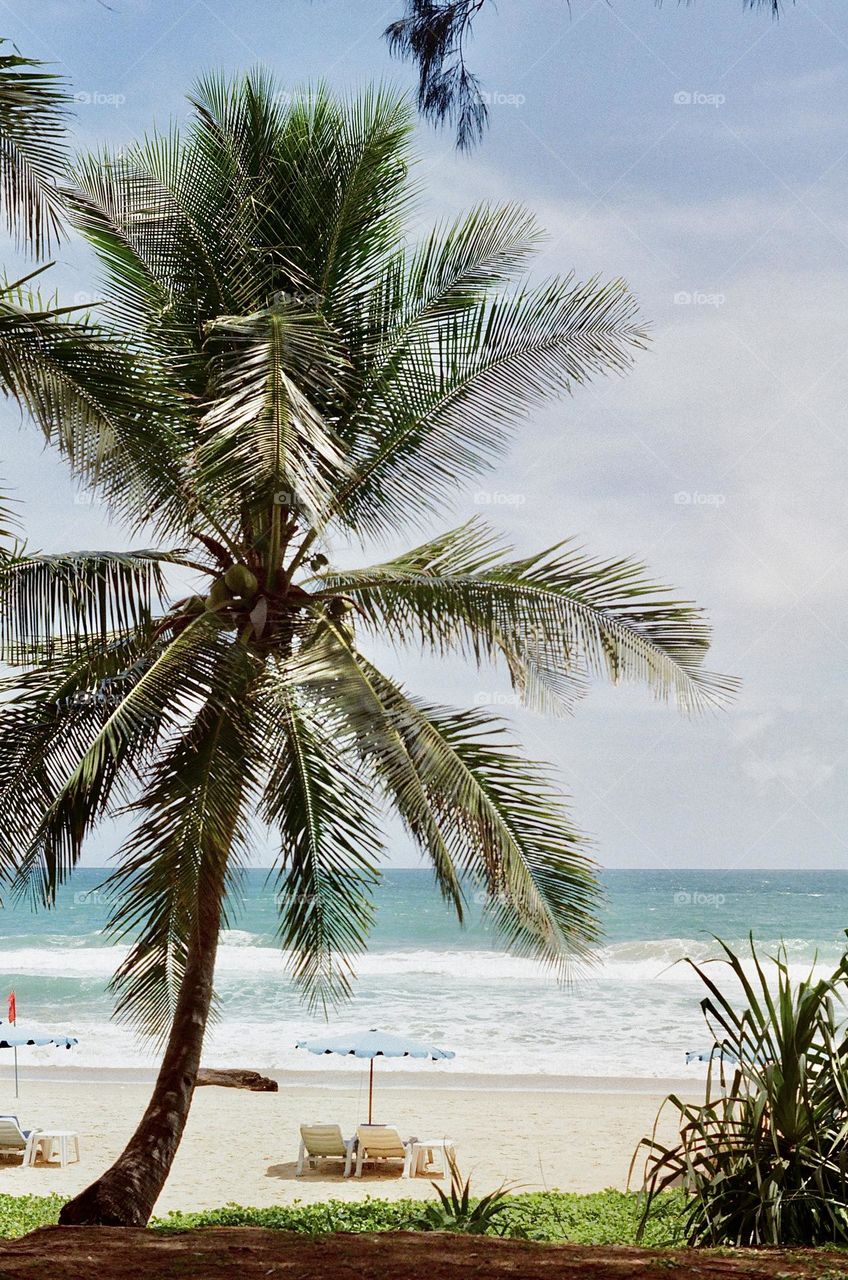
(296, 1124, 356, 1177)
(354, 1124, 414, 1177)
(0, 1116, 38, 1166)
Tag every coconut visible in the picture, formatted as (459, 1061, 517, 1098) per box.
(206, 578, 234, 609)
(224, 563, 259, 597)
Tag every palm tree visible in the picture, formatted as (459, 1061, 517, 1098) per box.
(385, 0, 789, 147)
(0, 74, 733, 1225)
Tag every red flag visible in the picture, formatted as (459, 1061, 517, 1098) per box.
(7, 992, 15, 1025)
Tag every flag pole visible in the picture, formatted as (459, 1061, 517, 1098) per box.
(8, 991, 17, 1098)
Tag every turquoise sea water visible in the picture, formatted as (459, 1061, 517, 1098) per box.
(0, 868, 845, 1079)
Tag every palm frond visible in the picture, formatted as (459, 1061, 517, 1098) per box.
(105, 642, 261, 1037)
(0, 478, 20, 548)
(364, 202, 545, 347)
(0, 42, 68, 254)
(0, 292, 194, 539)
(288, 620, 466, 916)
(197, 303, 351, 528)
(0, 549, 170, 663)
(0, 626, 163, 891)
(333, 202, 544, 436)
(336, 276, 646, 536)
(359, 659, 600, 974)
(293, 620, 599, 973)
(258, 670, 382, 1010)
(11, 615, 237, 904)
(319, 519, 736, 712)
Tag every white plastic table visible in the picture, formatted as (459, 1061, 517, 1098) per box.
(408, 1138, 456, 1178)
(28, 1130, 80, 1167)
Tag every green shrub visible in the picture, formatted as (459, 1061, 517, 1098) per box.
(153, 1188, 684, 1245)
(0, 1187, 683, 1244)
(637, 936, 848, 1247)
(0, 1192, 64, 1237)
(404, 1158, 518, 1235)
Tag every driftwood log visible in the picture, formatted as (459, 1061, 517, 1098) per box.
(196, 1068, 278, 1092)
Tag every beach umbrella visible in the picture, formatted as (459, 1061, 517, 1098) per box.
(686, 1048, 739, 1064)
(296, 1028, 455, 1123)
(0, 1021, 79, 1097)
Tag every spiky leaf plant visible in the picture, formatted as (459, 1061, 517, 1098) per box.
(636, 937, 848, 1247)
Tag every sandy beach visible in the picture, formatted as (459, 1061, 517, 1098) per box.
(0, 1071, 695, 1215)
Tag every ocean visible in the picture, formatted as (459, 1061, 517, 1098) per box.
(0, 868, 845, 1082)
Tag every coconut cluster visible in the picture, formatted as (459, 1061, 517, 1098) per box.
(205, 563, 259, 610)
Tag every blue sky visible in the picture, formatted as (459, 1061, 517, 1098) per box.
(2, 0, 847, 870)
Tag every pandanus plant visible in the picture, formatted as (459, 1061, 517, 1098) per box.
(636, 937, 848, 1246)
(0, 74, 733, 1224)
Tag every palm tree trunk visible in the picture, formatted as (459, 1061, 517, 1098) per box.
(58, 861, 225, 1226)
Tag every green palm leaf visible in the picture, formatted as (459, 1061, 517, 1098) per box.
(293, 620, 599, 976)
(259, 672, 383, 1010)
(336, 275, 646, 535)
(320, 519, 735, 713)
(0, 41, 68, 254)
(10, 616, 238, 904)
(0, 549, 170, 662)
(197, 303, 351, 528)
(105, 643, 261, 1036)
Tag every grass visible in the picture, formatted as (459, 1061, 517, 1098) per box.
(0, 1188, 687, 1244)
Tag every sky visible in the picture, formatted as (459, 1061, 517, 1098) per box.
(1, 0, 847, 872)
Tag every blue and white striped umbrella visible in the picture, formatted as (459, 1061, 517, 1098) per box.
(0, 1024, 78, 1050)
(296, 1027, 454, 1121)
(0, 1023, 79, 1097)
(686, 1048, 740, 1065)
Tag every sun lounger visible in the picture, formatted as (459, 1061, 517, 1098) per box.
(295, 1123, 356, 1177)
(354, 1124, 415, 1177)
(0, 1116, 38, 1165)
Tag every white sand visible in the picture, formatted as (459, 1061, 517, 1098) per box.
(0, 1071, 696, 1215)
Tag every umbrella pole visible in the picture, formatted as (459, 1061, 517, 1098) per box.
(13, 1047, 18, 1099)
(368, 1059, 374, 1124)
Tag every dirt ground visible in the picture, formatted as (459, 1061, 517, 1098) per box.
(0, 1228, 845, 1280)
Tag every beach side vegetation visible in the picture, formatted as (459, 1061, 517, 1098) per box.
(636, 937, 848, 1247)
(0, 1188, 685, 1245)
